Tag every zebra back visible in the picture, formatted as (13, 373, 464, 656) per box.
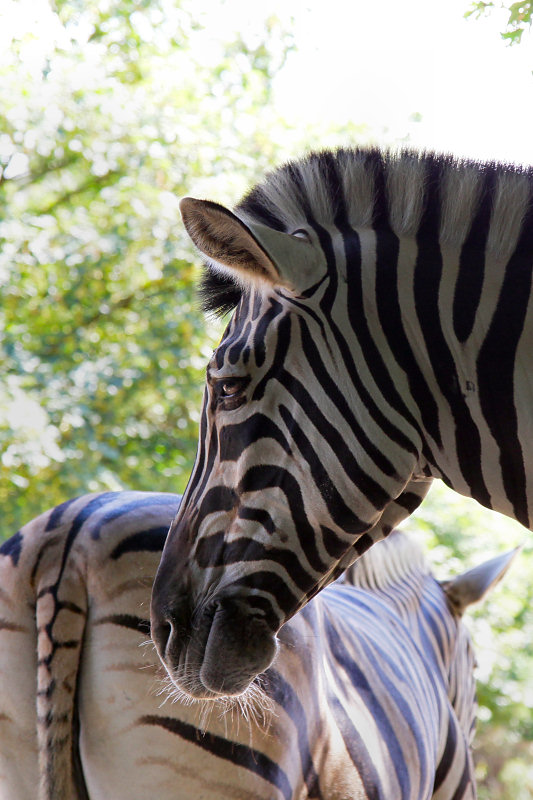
(0, 492, 516, 799)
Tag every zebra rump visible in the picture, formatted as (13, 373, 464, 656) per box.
(0, 491, 517, 799)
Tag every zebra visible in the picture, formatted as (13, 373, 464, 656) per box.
(150, 147, 533, 699)
(0, 491, 517, 799)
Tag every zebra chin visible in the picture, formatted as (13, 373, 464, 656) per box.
(151, 595, 279, 699)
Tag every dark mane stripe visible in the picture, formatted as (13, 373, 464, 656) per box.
(198, 267, 242, 317)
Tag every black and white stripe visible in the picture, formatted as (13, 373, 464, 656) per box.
(0, 491, 514, 798)
(151, 148, 533, 697)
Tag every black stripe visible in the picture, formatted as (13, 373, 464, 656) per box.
(353, 532, 376, 556)
(110, 526, 172, 559)
(189, 418, 220, 510)
(183, 397, 209, 502)
(253, 298, 284, 368)
(453, 166, 496, 343)
(0, 530, 22, 566)
(325, 617, 417, 799)
(95, 613, 151, 636)
(476, 201, 533, 526)
(372, 151, 441, 471)
(44, 495, 85, 531)
(327, 693, 383, 800)
(238, 505, 276, 535)
(227, 569, 302, 622)
(228, 320, 251, 363)
(451, 749, 474, 800)
(238, 464, 327, 575)
(43, 494, 121, 626)
(140, 714, 293, 800)
(89, 495, 179, 541)
(252, 305, 291, 401)
(194, 533, 318, 596)
(322, 150, 422, 463)
(278, 372, 390, 513)
(393, 489, 427, 514)
(267, 669, 324, 799)
(219, 413, 291, 462)
(433, 710, 457, 791)
(374, 217, 443, 452)
(414, 158, 491, 507)
(252, 289, 263, 320)
(337, 220, 421, 457)
(419, 590, 452, 672)
(278, 403, 374, 535)
(299, 317, 404, 476)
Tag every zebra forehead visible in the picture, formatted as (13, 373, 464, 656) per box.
(343, 529, 431, 591)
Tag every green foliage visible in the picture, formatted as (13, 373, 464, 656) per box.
(408, 483, 533, 800)
(0, 0, 295, 531)
(465, 1, 533, 44)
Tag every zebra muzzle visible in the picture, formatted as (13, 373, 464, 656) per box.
(199, 598, 279, 696)
(151, 592, 278, 699)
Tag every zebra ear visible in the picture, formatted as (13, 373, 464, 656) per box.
(441, 545, 522, 615)
(179, 197, 319, 292)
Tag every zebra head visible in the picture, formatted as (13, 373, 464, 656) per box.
(151, 152, 429, 699)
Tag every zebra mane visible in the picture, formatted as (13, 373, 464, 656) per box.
(342, 529, 431, 591)
(199, 267, 243, 317)
(201, 146, 533, 316)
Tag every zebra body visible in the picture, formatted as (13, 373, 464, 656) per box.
(0, 491, 514, 799)
(151, 148, 533, 698)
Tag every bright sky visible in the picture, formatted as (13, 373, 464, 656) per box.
(3, 0, 533, 166)
(270, 0, 533, 163)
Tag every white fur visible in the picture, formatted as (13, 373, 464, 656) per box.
(487, 170, 531, 259)
(239, 149, 533, 259)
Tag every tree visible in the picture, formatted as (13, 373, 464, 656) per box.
(0, 0, 293, 530)
(466, 1, 533, 44)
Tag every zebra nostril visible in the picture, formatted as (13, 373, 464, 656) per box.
(151, 592, 193, 666)
(151, 616, 173, 659)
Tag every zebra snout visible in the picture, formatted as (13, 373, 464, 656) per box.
(198, 598, 279, 696)
(151, 590, 279, 698)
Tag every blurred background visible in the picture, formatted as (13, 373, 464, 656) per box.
(1, 0, 532, 795)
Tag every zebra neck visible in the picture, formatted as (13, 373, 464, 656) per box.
(349, 221, 532, 528)
(343, 530, 429, 591)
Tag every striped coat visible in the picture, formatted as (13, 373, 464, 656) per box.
(151, 148, 533, 699)
(0, 491, 515, 799)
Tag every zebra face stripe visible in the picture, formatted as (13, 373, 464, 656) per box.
(151, 278, 419, 698)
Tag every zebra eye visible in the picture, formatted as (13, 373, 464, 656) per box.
(290, 228, 311, 241)
(218, 378, 247, 398)
(221, 380, 241, 397)
(213, 376, 250, 406)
